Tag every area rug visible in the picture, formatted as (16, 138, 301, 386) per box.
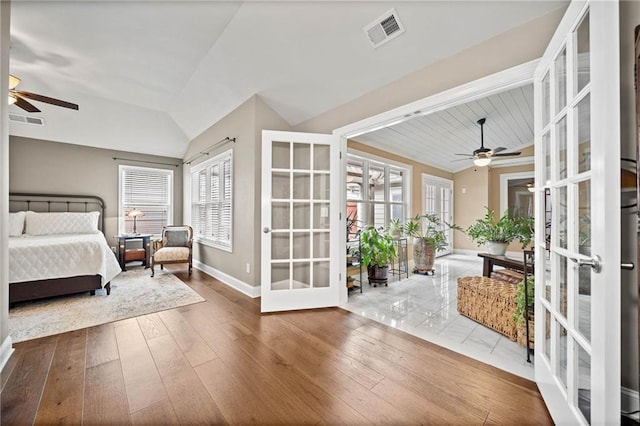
(9, 269, 205, 343)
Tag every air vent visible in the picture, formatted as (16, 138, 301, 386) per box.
(363, 8, 405, 48)
(9, 113, 44, 126)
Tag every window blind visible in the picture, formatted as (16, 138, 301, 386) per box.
(119, 166, 173, 235)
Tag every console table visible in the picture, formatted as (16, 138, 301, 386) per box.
(478, 252, 532, 277)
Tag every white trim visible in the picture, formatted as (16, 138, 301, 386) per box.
(499, 171, 535, 215)
(0, 335, 14, 373)
(334, 59, 539, 139)
(488, 155, 535, 168)
(194, 260, 260, 298)
(622, 387, 639, 421)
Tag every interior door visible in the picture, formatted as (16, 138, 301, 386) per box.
(533, 1, 620, 424)
(422, 174, 454, 256)
(261, 130, 341, 313)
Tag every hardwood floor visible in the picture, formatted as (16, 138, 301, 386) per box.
(1, 268, 552, 425)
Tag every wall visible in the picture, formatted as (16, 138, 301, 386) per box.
(453, 166, 489, 251)
(9, 137, 183, 246)
(619, 0, 640, 395)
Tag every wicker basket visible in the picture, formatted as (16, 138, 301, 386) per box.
(516, 319, 534, 347)
(457, 276, 518, 341)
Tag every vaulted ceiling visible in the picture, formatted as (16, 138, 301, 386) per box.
(8, 1, 566, 160)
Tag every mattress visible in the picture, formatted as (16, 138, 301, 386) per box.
(9, 233, 122, 285)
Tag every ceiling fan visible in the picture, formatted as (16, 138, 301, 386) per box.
(454, 117, 520, 166)
(8, 74, 78, 113)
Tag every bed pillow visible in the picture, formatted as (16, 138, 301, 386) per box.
(25, 211, 100, 235)
(8, 211, 25, 236)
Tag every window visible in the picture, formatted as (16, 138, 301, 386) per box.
(119, 165, 173, 235)
(191, 150, 233, 251)
(346, 152, 409, 239)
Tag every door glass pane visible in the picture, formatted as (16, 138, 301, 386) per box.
(313, 145, 330, 171)
(293, 203, 310, 229)
(313, 261, 330, 288)
(313, 231, 330, 258)
(578, 281, 591, 341)
(272, 142, 290, 169)
(577, 344, 592, 424)
(555, 47, 567, 112)
(272, 172, 290, 199)
(542, 71, 551, 126)
(346, 159, 364, 201)
(271, 263, 290, 291)
(543, 131, 551, 185)
(558, 186, 568, 249)
(557, 116, 568, 180)
(544, 249, 552, 302)
(389, 169, 403, 202)
(544, 307, 552, 361)
(271, 232, 290, 260)
(369, 203, 385, 230)
(313, 203, 330, 229)
(272, 202, 290, 230)
(369, 164, 385, 201)
(576, 12, 590, 94)
(577, 94, 591, 173)
(559, 255, 568, 318)
(558, 322, 568, 390)
(313, 173, 330, 200)
(578, 180, 591, 255)
(292, 232, 310, 259)
(292, 262, 311, 289)
(293, 173, 310, 199)
(293, 143, 310, 170)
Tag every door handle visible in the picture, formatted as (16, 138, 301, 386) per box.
(569, 254, 602, 273)
(263, 227, 271, 234)
(622, 262, 635, 270)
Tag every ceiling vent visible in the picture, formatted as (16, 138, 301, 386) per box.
(9, 113, 44, 126)
(363, 8, 405, 48)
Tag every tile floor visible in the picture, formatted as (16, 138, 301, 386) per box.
(341, 253, 535, 380)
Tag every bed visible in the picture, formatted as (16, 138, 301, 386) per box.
(9, 193, 122, 305)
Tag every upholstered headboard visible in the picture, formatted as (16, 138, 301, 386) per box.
(9, 192, 106, 232)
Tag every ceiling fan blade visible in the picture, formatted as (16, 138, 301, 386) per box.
(14, 96, 41, 113)
(493, 151, 522, 157)
(454, 153, 472, 156)
(15, 91, 79, 110)
(491, 147, 507, 154)
(451, 157, 473, 162)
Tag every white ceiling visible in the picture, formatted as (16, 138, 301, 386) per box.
(8, 1, 566, 159)
(353, 84, 535, 173)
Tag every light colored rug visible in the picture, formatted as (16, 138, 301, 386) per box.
(9, 269, 205, 343)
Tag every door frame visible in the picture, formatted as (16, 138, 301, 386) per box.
(421, 173, 454, 256)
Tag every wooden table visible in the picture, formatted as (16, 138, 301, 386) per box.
(477, 252, 531, 277)
(117, 234, 151, 271)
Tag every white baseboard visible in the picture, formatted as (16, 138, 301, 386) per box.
(622, 386, 639, 420)
(194, 260, 260, 298)
(0, 335, 14, 374)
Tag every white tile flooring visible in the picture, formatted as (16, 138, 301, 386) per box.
(341, 253, 535, 380)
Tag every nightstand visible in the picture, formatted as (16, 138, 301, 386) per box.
(116, 234, 151, 271)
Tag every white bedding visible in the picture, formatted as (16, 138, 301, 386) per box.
(9, 233, 121, 285)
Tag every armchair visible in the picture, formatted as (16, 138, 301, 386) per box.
(151, 225, 193, 277)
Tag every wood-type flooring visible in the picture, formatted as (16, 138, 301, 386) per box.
(1, 268, 552, 425)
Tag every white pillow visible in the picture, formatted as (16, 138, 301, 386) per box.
(25, 211, 100, 235)
(9, 211, 25, 236)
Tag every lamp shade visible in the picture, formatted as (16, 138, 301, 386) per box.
(127, 208, 145, 218)
(473, 156, 492, 167)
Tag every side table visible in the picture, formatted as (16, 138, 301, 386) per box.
(117, 234, 151, 271)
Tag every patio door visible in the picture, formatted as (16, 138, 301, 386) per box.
(533, 1, 620, 424)
(261, 130, 341, 313)
(422, 174, 453, 256)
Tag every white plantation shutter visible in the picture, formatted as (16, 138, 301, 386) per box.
(191, 150, 233, 250)
(119, 165, 173, 235)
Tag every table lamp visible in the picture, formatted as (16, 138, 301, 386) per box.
(127, 208, 144, 234)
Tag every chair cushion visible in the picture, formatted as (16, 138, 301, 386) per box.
(154, 247, 190, 262)
(164, 229, 189, 247)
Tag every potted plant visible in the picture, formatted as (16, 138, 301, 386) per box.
(359, 226, 397, 286)
(404, 213, 460, 271)
(466, 207, 534, 256)
(389, 218, 403, 238)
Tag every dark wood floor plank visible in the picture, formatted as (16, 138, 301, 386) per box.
(84, 359, 131, 425)
(147, 333, 226, 424)
(137, 312, 170, 340)
(114, 319, 168, 413)
(157, 309, 217, 367)
(130, 398, 179, 425)
(34, 329, 87, 425)
(86, 322, 119, 368)
(1, 336, 58, 425)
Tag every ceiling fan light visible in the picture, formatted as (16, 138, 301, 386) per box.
(473, 156, 491, 167)
(7, 94, 17, 105)
(8, 74, 20, 90)
(527, 182, 536, 192)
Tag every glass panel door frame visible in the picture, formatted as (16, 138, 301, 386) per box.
(421, 173, 454, 256)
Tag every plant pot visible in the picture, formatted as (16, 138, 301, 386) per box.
(367, 265, 388, 286)
(413, 238, 435, 270)
(486, 241, 508, 256)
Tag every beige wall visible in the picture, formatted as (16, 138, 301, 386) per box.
(9, 136, 183, 247)
(183, 95, 292, 288)
(453, 166, 489, 250)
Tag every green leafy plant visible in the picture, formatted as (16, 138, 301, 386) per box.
(513, 276, 535, 325)
(359, 226, 397, 268)
(403, 213, 461, 253)
(466, 207, 534, 248)
(389, 218, 403, 236)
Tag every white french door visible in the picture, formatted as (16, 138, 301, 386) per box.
(261, 130, 341, 313)
(422, 174, 453, 256)
(534, 1, 620, 424)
